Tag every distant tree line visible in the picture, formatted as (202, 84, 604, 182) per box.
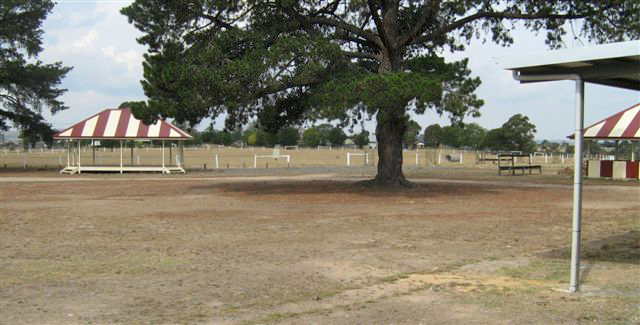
(424, 114, 540, 153)
(85, 103, 636, 156)
(187, 122, 374, 148)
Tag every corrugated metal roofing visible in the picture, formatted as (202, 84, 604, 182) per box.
(569, 103, 640, 140)
(501, 40, 640, 91)
(53, 108, 193, 140)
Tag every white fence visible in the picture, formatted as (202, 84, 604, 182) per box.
(1, 145, 581, 170)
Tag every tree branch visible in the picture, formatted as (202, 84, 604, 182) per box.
(306, 16, 383, 49)
(412, 7, 610, 45)
(201, 13, 235, 30)
(398, 0, 440, 46)
(366, 0, 388, 46)
(343, 51, 380, 61)
(335, 31, 378, 49)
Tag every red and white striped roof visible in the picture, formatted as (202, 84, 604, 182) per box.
(53, 108, 192, 140)
(569, 103, 640, 140)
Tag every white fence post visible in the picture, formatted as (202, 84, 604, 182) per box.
(215, 154, 219, 169)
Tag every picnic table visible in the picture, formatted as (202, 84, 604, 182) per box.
(497, 154, 542, 175)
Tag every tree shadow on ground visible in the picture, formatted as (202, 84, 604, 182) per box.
(539, 231, 640, 265)
(189, 179, 502, 200)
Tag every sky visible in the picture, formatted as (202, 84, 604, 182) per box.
(38, 1, 639, 141)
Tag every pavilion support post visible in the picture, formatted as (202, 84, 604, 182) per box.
(120, 140, 123, 173)
(77, 140, 81, 174)
(570, 79, 585, 293)
(162, 140, 165, 173)
(130, 144, 134, 165)
(179, 141, 184, 169)
(92, 140, 96, 165)
(66, 141, 70, 167)
(632, 142, 636, 161)
(614, 140, 619, 160)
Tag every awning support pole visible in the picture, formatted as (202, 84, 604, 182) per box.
(512, 71, 585, 293)
(120, 140, 123, 174)
(570, 79, 585, 293)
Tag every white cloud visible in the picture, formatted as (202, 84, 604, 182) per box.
(71, 29, 99, 52)
(44, 89, 146, 129)
(101, 46, 115, 57)
(102, 46, 141, 75)
(39, 1, 147, 112)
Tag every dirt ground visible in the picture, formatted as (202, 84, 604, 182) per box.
(1, 169, 638, 324)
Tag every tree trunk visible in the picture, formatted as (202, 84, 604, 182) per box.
(371, 110, 410, 188)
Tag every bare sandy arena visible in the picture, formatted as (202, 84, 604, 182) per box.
(1, 170, 638, 324)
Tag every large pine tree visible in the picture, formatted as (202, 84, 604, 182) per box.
(122, 0, 637, 187)
(0, 1, 72, 145)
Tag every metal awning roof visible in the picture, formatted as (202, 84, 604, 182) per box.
(568, 103, 640, 140)
(501, 40, 640, 90)
(53, 108, 193, 140)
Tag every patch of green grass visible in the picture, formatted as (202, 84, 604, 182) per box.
(431, 259, 479, 273)
(1, 253, 185, 285)
(315, 288, 342, 298)
(500, 259, 568, 283)
(460, 285, 539, 310)
(220, 305, 240, 314)
(251, 312, 298, 324)
(380, 272, 410, 283)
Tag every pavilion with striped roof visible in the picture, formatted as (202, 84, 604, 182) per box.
(581, 103, 640, 140)
(53, 107, 192, 174)
(568, 103, 639, 179)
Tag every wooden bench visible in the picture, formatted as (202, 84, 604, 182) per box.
(498, 165, 542, 175)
